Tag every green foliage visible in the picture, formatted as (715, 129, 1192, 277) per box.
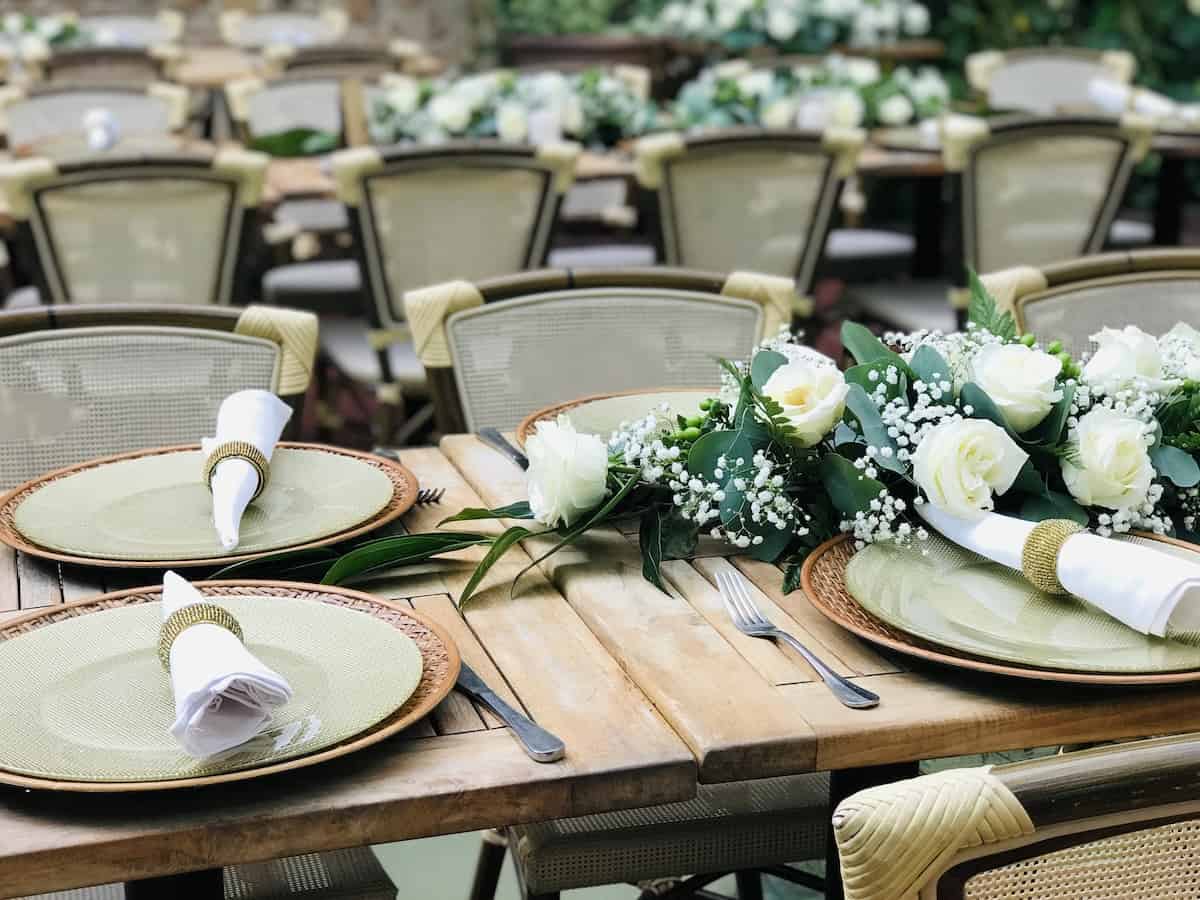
(840, 321, 911, 375)
(440, 502, 534, 524)
(250, 128, 340, 158)
(321, 532, 495, 586)
(1151, 445, 1200, 488)
(966, 269, 1017, 342)
(497, 0, 620, 35)
(843, 384, 904, 473)
(458, 526, 538, 605)
(640, 505, 698, 592)
(909, 345, 952, 387)
(1019, 491, 1091, 526)
(820, 453, 885, 518)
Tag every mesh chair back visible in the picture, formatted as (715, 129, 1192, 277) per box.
(349, 148, 562, 330)
(0, 322, 280, 490)
(79, 15, 177, 48)
(241, 77, 343, 138)
(1018, 271, 1200, 359)
(964, 121, 1135, 276)
(5, 87, 174, 150)
(42, 48, 166, 84)
(224, 13, 345, 49)
(446, 286, 761, 431)
(982, 50, 1130, 115)
(658, 134, 843, 287)
(269, 45, 399, 81)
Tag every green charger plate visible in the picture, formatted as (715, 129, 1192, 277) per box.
(845, 533, 1200, 674)
(517, 388, 714, 447)
(0, 593, 423, 784)
(10, 446, 398, 563)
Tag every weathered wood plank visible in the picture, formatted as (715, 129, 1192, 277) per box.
(59, 565, 104, 603)
(441, 435, 820, 782)
(410, 593, 496, 734)
(15, 554, 61, 610)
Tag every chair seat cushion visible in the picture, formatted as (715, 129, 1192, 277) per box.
(848, 279, 957, 334)
(262, 260, 363, 315)
(319, 314, 428, 395)
(547, 244, 657, 269)
(509, 773, 830, 894)
(824, 228, 916, 260)
(1108, 217, 1153, 247)
(3, 286, 41, 309)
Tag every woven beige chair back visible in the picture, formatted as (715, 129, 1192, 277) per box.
(970, 48, 1135, 115)
(221, 11, 348, 49)
(965, 122, 1137, 276)
(79, 14, 181, 48)
(4, 88, 175, 150)
(41, 49, 166, 85)
(446, 287, 761, 431)
(0, 324, 279, 491)
(240, 78, 343, 138)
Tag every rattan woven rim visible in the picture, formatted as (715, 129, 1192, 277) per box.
(801, 532, 1200, 686)
(0, 442, 419, 568)
(515, 386, 716, 448)
(0, 580, 460, 792)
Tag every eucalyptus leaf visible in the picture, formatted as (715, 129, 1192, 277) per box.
(440, 501, 534, 525)
(842, 384, 904, 473)
(1151, 444, 1200, 488)
(1011, 459, 1045, 496)
(744, 521, 793, 562)
(959, 382, 1015, 437)
(1019, 491, 1090, 526)
(909, 344, 952, 386)
(750, 349, 788, 389)
(820, 453, 885, 517)
(1024, 384, 1075, 446)
(250, 127, 341, 158)
(321, 532, 494, 586)
(841, 321, 909, 374)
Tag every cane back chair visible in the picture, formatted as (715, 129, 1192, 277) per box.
(0, 149, 268, 308)
(23, 45, 183, 86)
(850, 114, 1154, 334)
(981, 248, 1200, 358)
(0, 303, 316, 491)
(966, 47, 1137, 115)
(833, 732, 1200, 900)
(633, 127, 862, 303)
(219, 9, 349, 50)
(76, 9, 185, 48)
(0, 82, 189, 153)
(404, 267, 796, 434)
(260, 40, 434, 80)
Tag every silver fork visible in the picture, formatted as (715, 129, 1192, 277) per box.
(716, 570, 879, 710)
(416, 487, 446, 505)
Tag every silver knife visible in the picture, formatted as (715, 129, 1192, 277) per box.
(478, 427, 529, 471)
(456, 662, 564, 763)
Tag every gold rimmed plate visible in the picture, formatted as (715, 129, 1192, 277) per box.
(802, 533, 1200, 685)
(0, 442, 418, 568)
(0, 580, 459, 792)
(516, 388, 715, 448)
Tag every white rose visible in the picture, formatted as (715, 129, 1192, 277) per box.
(913, 419, 1028, 519)
(385, 76, 421, 115)
(877, 92, 915, 125)
(761, 97, 796, 129)
(902, 3, 930, 35)
(1061, 407, 1154, 511)
(761, 360, 850, 447)
(1083, 325, 1177, 393)
(738, 70, 775, 98)
(829, 89, 865, 127)
(496, 101, 528, 142)
(428, 93, 471, 133)
(910, 69, 950, 104)
(526, 416, 610, 528)
(971, 343, 1063, 433)
(766, 7, 800, 41)
(845, 57, 881, 86)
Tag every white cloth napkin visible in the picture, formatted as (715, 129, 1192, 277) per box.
(1088, 78, 1177, 119)
(83, 108, 119, 151)
(162, 571, 293, 758)
(202, 390, 292, 550)
(918, 504, 1200, 638)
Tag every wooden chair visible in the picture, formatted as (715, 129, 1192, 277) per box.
(76, 9, 185, 48)
(0, 149, 268, 308)
(261, 141, 579, 442)
(260, 39, 436, 80)
(966, 46, 1137, 116)
(219, 8, 349, 50)
(832, 732, 1200, 900)
(633, 127, 862, 306)
(850, 114, 1154, 334)
(24, 46, 182, 86)
(0, 303, 316, 491)
(981, 248, 1200, 357)
(0, 82, 190, 154)
(404, 267, 795, 434)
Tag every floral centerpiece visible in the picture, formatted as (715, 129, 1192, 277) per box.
(672, 56, 949, 130)
(2, 13, 82, 53)
(641, 0, 931, 54)
(370, 67, 659, 149)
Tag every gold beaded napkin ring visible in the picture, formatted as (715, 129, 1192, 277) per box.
(1021, 518, 1085, 595)
(158, 602, 245, 670)
(202, 440, 271, 502)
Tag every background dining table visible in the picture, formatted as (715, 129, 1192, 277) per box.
(4, 435, 1200, 899)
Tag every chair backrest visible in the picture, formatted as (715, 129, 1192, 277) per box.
(0, 303, 317, 491)
(225, 74, 346, 145)
(833, 732, 1200, 900)
(0, 149, 268, 307)
(633, 127, 863, 295)
(78, 11, 185, 48)
(219, 9, 349, 49)
(404, 267, 798, 432)
(967, 47, 1137, 115)
(945, 115, 1152, 281)
(260, 40, 426, 80)
(35, 46, 178, 86)
(981, 249, 1200, 358)
(334, 142, 579, 337)
(0, 82, 189, 152)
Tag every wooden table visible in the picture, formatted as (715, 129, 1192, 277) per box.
(8, 436, 1200, 897)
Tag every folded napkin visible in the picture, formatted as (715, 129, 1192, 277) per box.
(918, 504, 1200, 639)
(83, 108, 119, 152)
(202, 390, 292, 550)
(162, 571, 293, 758)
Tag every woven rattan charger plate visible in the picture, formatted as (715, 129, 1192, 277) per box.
(802, 533, 1200, 686)
(0, 580, 459, 792)
(516, 387, 716, 448)
(0, 442, 418, 568)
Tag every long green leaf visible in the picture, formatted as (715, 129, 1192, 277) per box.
(841, 321, 907, 370)
(1019, 491, 1090, 526)
(439, 501, 534, 525)
(211, 546, 338, 581)
(321, 532, 493, 585)
(458, 526, 536, 606)
(639, 506, 669, 592)
(1024, 384, 1075, 446)
(819, 453, 885, 517)
(960, 382, 1017, 437)
(843, 384, 904, 473)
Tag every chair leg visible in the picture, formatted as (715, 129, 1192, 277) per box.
(468, 830, 508, 900)
(736, 871, 763, 900)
